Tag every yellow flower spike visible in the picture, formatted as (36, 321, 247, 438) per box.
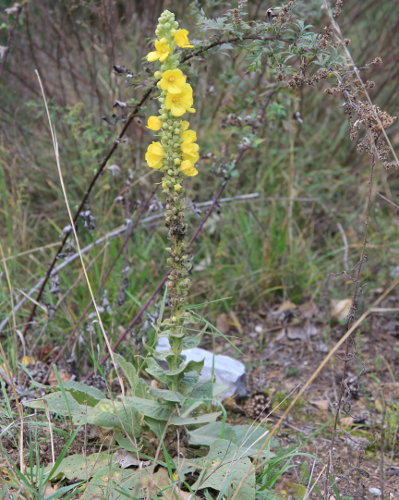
(180, 160, 198, 176)
(146, 38, 170, 62)
(159, 69, 187, 94)
(147, 116, 162, 131)
(181, 129, 197, 143)
(145, 141, 164, 169)
(165, 83, 193, 117)
(174, 29, 194, 48)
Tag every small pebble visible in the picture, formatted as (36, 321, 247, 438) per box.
(369, 487, 381, 496)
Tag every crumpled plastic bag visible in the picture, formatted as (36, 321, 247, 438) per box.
(156, 338, 246, 399)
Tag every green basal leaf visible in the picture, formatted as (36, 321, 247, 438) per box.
(188, 422, 237, 447)
(145, 416, 167, 440)
(80, 466, 147, 500)
(145, 358, 169, 384)
(170, 412, 220, 426)
(122, 396, 172, 421)
(44, 452, 111, 480)
(88, 399, 142, 437)
(189, 439, 256, 500)
(114, 353, 149, 398)
(188, 423, 271, 458)
(181, 333, 202, 349)
(187, 380, 213, 401)
(24, 392, 89, 424)
(164, 359, 204, 377)
(61, 381, 105, 406)
(149, 387, 185, 403)
(114, 432, 143, 453)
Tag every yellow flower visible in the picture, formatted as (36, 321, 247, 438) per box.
(174, 29, 194, 48)
(146, 38, 170, 63)
(181, 121, 190, 131)
(180, 160, 198, 176)
(188, 107, 196, 114)
(181, 129, 197, 143)
(165, 83, 193, 117)
(181, 140, 199, 156)
(145, 141, 164, 169)
(174, 183, 182, 191)
(183, 150, 199, 164)
(147, 116, 162, 131)
(182, 140, 200, 164)
(159, 69, 187, 94)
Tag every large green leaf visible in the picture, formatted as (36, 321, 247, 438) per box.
(45, 452, 111, 480)
(190, 439, 256, 500)
(149, 387, 185, 403)
(188, 422, 271, 458)
(24, 392, 89, 424)
(87, 399, 142, 436)
(114, 353, 149, 398)
(61, 381, 105, 406)
(122, 396, 172, 421)
(145, 358, 169, 384)
(170, 412, 220, 426)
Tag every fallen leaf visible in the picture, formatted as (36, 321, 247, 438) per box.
(277, 300, 297, 312)
(48, 368, 71, 386)
(298, 300, 319, 318)
(21, 356, 38, 366)
(43, 484, 58, 496)
(340, 416, 354, 427)
(286, 322, 318, 340)
(374, 398, 384, 413)
(311, 399, 329, 411)
(331, 298, 352, 321)
(216, 314, 230, 335)
(114, 449, 151, 469)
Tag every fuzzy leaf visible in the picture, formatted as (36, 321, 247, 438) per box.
(190, 439, 255, 499)
(46, 452, 111, 480)
(114, 353, 149, 398)
(24, 392, 89, 424)
(170, 412, 220, 426)
(123, 396, 172, 421)
(149, 387, 185, 403)
(87, 399, 142, 436)
(62, 381, 105, 406)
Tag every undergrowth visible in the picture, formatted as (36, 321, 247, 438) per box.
(1, 0, 399, 498)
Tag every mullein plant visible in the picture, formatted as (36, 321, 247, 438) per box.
(144, 10, 202, 392)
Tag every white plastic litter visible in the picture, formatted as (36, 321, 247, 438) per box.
(156, 338, 246, 399)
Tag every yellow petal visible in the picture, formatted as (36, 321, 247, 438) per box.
(174, 29, 194, 48)
(146, 51, 159, 62)
(181, 130, 197, 143)
(159, 69, 187, 94)
(147, 116, 162, 131)
(181, 121, 190, 131)
(180, 160, 198, 176)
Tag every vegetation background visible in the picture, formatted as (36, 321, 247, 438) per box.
(1, 0, 399, 498)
